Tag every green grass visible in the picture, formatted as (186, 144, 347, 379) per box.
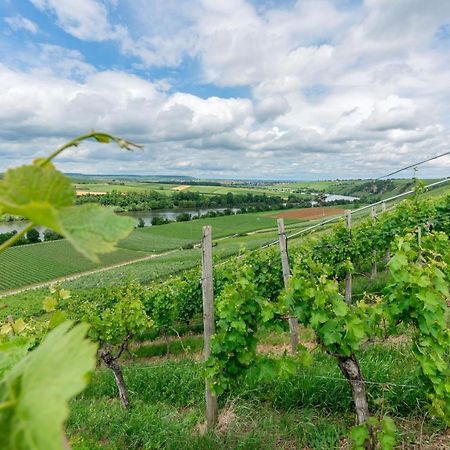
(0, 229, 283, 318)
(75, 182, 179, 194)
(119, 212, 299, 254)
(67, 343, 446, 450)
(0, 240, 148, 292)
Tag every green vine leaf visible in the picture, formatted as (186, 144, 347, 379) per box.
(0, 321, 97, 450)
(59, 204, 136, 262)
(0, 165, 74, 228)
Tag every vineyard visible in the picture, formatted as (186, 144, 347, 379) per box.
(0, 133, 449, 450)
(0, 240, 149, 292)
(62, 187, 450, 448)
(0, 210, 312, 293)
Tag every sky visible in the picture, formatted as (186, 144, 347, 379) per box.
(1, 0, 450, 180)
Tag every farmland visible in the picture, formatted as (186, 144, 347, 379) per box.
(0, 240, 148, 292)
(1, 179, 449, 450)
(0, 208, 314, 294)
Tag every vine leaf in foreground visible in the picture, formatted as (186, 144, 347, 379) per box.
(0, 141, 137, 261)
(59, 204, 136, 262)
(0, 321, 97, 450)
(0, 165, 74, 230)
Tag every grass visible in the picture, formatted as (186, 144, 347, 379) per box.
(0, 230, 282, 318)
(67, 342, 447, 450)
(118, 212, 298, 254)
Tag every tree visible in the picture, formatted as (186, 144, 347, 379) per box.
(137, 217, 145, 228)
(43, 229, 63, 241)
(26, 227, 41, 244)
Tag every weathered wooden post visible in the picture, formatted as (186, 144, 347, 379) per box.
(345, 210, 352, 304)
(7, 315, 14, 338)
(277, 218, 299, 354)
(370, 206, 377, 279)
(381, 202, 391, 263)
(201, 225, 218, 430)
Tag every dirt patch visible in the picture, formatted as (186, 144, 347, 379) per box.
(272, 207, 346, 220)
(76, 191, 107, 196)
(172, 185, 190, 191)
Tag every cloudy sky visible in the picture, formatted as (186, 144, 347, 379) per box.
(1, 0, 450, 180)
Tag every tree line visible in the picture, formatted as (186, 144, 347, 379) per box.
(0, 228, 62, 247)
(75, 189, 356, 212)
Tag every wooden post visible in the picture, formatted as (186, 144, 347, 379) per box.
(201, 225, 218, 430)
(370, 206, 377, 279)
(7, 315, 14, 338)
(277, 218, 299, 354)
(345, 210, 352, 305)
(381, 202, 390, 263)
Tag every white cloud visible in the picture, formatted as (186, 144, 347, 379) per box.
(30, 0, 119, 41)
(3, 0, 450, 179)
(4, 15, 39, 34)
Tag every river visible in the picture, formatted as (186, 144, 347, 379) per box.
(0, 207, 241, 237)
(0, 196, 358, 237)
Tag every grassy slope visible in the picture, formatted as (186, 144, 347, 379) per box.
(0, 210, 297, 293)
(67, 339, 447, 450)
(118, 212, 299, 253)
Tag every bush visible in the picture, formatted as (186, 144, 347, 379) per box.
(26, 228, 41, 244)
(43, 229, 63, 241)
(176, 213, 192, 222)
(151, 216, 170, 226)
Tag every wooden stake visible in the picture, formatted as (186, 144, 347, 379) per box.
(201, 225, 218, 430)
(277, 218, 299, 354)
(381, 202, 391, 263)
(345, 210, 352, 304)
(370, 206, 377, 279)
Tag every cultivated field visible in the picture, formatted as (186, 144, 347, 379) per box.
(0, 209, 310, 294)
(0, 240, 148, 292)
(272, 207, 345, 220)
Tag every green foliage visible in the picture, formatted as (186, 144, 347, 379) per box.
(0, 132, 142, 448)
(286, 254, 383, 356)
(0, 133, 137, 261)
(0, 321, 97, 450)
(69, 281, 152, 348)
(385, 231, 450, 424)
(206, 258, 277, 394)
(351, 416, 397, 450)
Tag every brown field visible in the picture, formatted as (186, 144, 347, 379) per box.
(272, 207, 346, 220)
(172, 185, 190, 191)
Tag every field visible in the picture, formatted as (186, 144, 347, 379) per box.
(0, 209, 312, 294)
(0, 240, 149, 292)
(272, 207, 345, 220)
(74, 181, 284, 197)
(1, 182, 449, 450)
